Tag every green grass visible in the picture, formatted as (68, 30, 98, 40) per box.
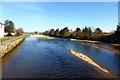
(37, 36, 54, 40)
(0, 36, 18, 42)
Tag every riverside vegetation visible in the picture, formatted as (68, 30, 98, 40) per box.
(37, 36, 54, 40)
(0, 20, 24, 42)
(43, 24, 120, 45)
(29, 34, 54, 40)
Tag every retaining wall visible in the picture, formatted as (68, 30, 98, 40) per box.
(0, 35, 26, 58)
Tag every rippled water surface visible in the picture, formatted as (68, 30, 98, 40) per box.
(2, 36, 120, 78)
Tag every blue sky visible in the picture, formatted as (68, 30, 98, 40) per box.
(1, 2, 118, 32)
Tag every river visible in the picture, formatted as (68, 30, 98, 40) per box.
(2, 36, 120, 79)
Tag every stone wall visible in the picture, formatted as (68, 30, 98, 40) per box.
(0, 35, 26, 58)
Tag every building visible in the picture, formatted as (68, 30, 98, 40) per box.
(0, 22, 5, 37)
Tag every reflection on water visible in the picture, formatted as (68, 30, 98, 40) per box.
(2, 37, 120, 78)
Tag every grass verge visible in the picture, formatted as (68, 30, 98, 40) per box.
(37, 36, 54, 40)
(0, 36, 18, 42)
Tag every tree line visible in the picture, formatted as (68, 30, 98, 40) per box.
(4, 20, 24, 36)
(99, 24, 120, 44)
(43, 24, 120, 44)
(43, 26, 103, 40)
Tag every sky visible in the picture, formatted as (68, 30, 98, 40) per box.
(1, 2, 118, 32)
(1, 0, 119, 2)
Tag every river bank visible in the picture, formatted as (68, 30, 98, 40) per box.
(70, 38, 120, 53)
(71, 38, 120, 47)
(29, 34, 54, 40)
(46, 34, 120, 47)
(0, 36, 18, 42)
(0, 34, 27, 58)
(70, 39, 99, 43)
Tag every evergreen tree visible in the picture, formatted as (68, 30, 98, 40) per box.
(54, 28, 59, 36)
(75, 27, 81, 38)
(62, 27, 70, 37)
(95, 28, 102, 34)
(49, 29, 54, 36)
(44, 30, 49, 35)
(59, 29, 63, 36)
(81, 26, 92, 39)
(115, 23, 120, 34)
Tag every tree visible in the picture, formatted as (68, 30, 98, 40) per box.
(62, 27, 70, 37)
(92, 28, 102, 40)
(4, 20, 15, 34)
(81, 26, 92, 39)
(75, 27, 81, 38)
(115, 23, 120, 34)
(59, 29, 63, 35)
(44, 30, 49, 35)
(49, 29, 54, 36)
(54, 28, 59, 36)
(95, 28, 102, 34)
(35, 31, 38, 34)
(69, 31, 76, 38)
(16, 28, 24, 36)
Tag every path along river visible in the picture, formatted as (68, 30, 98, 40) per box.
(2, 35, 120, 78)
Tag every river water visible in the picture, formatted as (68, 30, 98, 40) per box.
(2, 36, 120, 78)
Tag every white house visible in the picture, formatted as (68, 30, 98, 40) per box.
(0, 22, 5, 37)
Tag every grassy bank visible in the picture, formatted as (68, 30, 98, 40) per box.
(70, 38, 120, 51)
(0, 36, 18, 42)
(37, 36, 54, 40)
(29, 34, 54, 40)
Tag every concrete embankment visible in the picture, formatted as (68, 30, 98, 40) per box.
(69, 49, 110, 74)
(0, 34, 27, 58)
